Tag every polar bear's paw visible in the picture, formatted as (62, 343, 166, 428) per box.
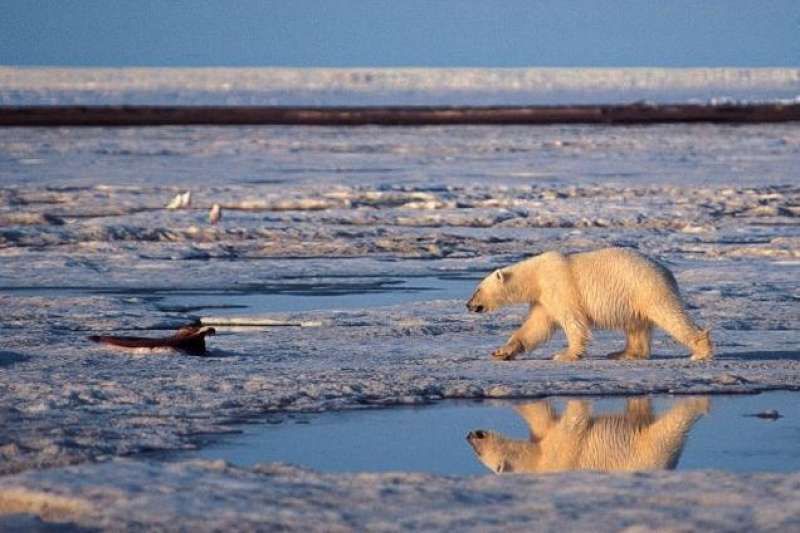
(552, 350, 582, 362)
(689, 329, 713, 361)
(606, 350, 640, 360)
(491, 344, 521, 361)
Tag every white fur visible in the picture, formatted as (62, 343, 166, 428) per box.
(467, 247, 712, 361)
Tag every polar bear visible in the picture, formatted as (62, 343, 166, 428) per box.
(466, 247, 712, 361)
(466, 396, 709, 473)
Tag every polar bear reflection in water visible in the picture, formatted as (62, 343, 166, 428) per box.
(467, 397, 709, 474)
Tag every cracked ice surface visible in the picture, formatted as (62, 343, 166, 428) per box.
(1, 123, 799, 530)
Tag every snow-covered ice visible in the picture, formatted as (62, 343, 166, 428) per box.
(1, 111, 799, 530)
(3, 460, 800, 532)
(2, 67, 799, 106)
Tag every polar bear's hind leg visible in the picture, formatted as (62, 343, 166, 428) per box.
(607, 324, 652, 360)
(647, 303, 713, 361)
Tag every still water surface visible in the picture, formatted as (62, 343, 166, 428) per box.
(180, 392, 799, 475)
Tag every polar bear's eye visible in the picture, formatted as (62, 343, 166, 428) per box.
(495, 271, 502, 281)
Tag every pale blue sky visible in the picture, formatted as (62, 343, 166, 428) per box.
(1, 1, 798, 67)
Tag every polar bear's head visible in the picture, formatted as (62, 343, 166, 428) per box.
(466, 269, 513, 313)
(466, 429, 539, 474)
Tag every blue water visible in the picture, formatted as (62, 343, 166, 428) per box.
(0, 276, 478, 316)
(155, 276, 477, 315)
(179, 392, 800, 475)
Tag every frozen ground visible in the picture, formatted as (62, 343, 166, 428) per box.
(1, 121, 799, 530)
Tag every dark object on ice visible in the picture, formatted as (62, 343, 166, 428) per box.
(88, 325, 215, 356)
(744, 409, 782, 420)
(2, 103, 800, 127)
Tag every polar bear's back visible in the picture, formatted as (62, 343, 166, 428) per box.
(567, 247, 682, 330)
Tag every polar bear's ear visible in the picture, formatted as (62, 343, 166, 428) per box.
(496, 270, 512, 283)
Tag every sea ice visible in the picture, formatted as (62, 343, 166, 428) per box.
(0, 120, 798, 530)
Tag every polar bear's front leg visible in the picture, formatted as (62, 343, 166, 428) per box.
(491, 340, 524, 361)
(492, 305, 555, 360)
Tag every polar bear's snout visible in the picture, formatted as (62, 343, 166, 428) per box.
(466, 291, 486, 313)
(466, 430, 507, 472)
(467, 430, 488, 441)
(467, 302, 485, 313)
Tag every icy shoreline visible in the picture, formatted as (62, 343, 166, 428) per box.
(2, 292, 799, 475)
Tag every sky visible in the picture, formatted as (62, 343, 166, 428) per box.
(1, 1, 798, 68)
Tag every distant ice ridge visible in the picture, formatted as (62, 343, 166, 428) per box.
(1, 67, 799, 106)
